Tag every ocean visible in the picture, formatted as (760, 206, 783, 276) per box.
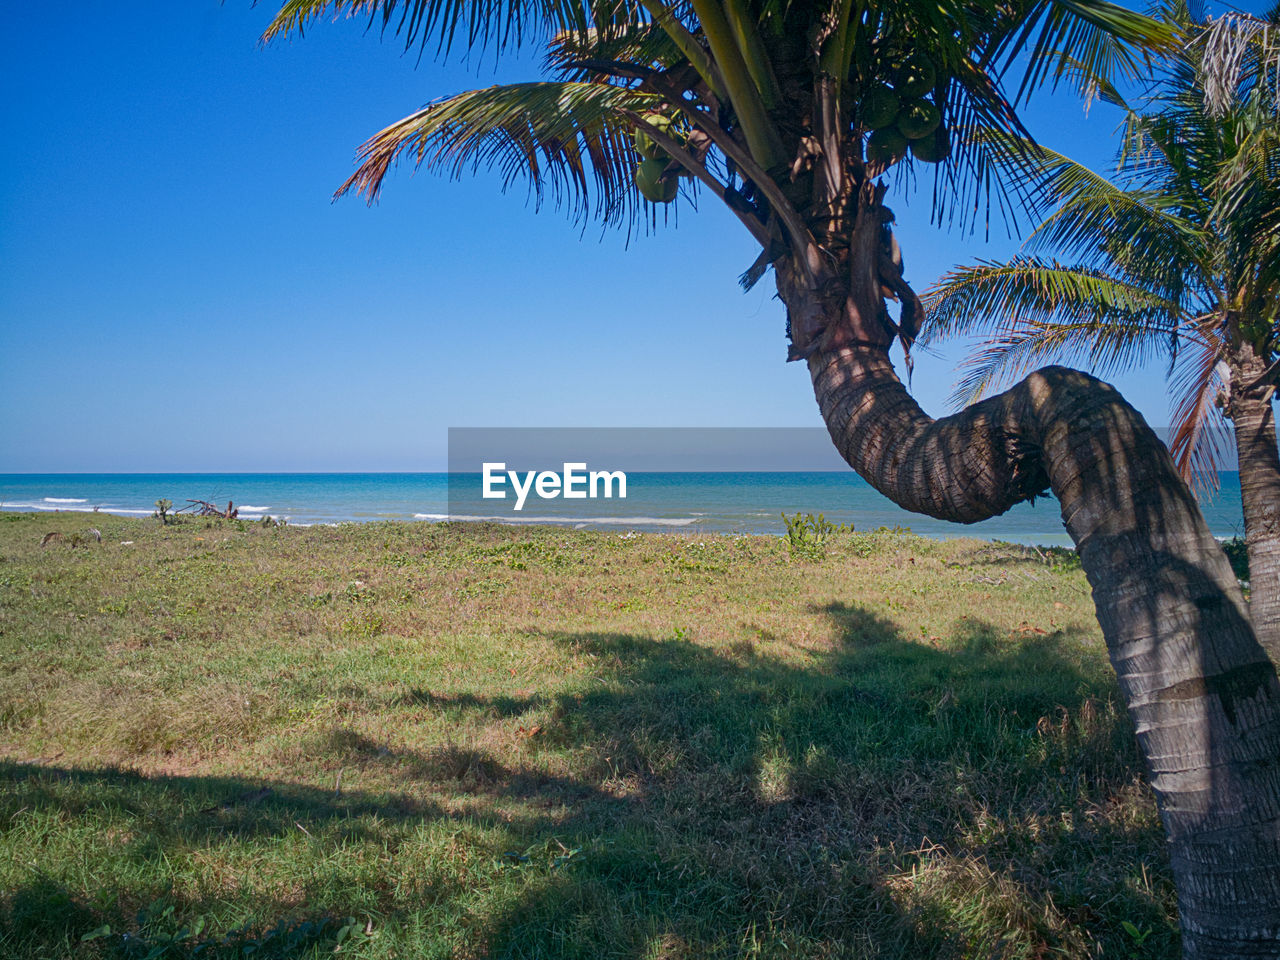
(0, 472, 1248, 547)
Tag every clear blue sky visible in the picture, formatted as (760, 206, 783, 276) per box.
(0, 1, 1251, 472)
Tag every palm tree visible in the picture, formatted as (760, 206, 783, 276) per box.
(923, 3, 1280, 660)
(263, 0, 1280, 952)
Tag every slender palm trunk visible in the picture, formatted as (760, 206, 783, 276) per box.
(1227, 339, 1280, 661)
(777, 198, 1280, 957)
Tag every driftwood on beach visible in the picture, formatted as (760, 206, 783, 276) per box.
(182, 499, 239, 519)
(40, 529, 101, 547)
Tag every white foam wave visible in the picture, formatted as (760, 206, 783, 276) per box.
(44, 497, 87, 503)
(413, 512, 698, 526)
(237, 505, 270, 512)
(0, 501, 153, 517)
(4, 500, 96, 512)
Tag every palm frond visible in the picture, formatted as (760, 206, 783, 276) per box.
(923, 257, 1187, 405)
(898, 0, 1136, 231)
(979, 131, 1200, 249)
(950, 129, 1209, 293)
(995, 0, 1174, 104)
(1196, 12, 1280, 119)
(263, 0, 598, 58)
(945, 324, 1066, 406)
(633, 0, 725, 100)
(1168, 333, 1229, 494)
(924, 72, 1030, 233)
(1053, 52, 1133, 111)
(1117, 111, 1210, 221)
(545, 20, 684, 76)
(998, 136, 1212, 300)
(336, 81, 667, 229)
(945, 310, 1184, 407)
(922, 257, 1183, 345)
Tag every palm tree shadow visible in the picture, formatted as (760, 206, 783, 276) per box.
(475, 610, 1168, 957)
(2, 604, 1175, 958)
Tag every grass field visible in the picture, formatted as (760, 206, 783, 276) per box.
(0, 511, 1174, 958)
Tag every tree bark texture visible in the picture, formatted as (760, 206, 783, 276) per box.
(1227, 339, 1280, 662)
(778, 196, 1280, 957)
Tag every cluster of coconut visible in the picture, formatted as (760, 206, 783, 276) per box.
(859, 54, 951, 166)
(633, 113, 683, 204)
(630, 54, 949, 201)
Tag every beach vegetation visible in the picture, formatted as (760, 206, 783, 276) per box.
(781, 511, 849, 561)
(1, 511, 1174, 958)
(1222, 535, 1251, 583)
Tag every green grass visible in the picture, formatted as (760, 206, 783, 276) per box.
(0, 512, 1174, 958)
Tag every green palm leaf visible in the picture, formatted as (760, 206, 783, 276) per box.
(545, 20, 685, 76)
(922, 257, 1183, 345)
(967, 130, 1209, 287)
(997, 0, 1174, 103)
(336, 81, 667, 227)
(923, 258, 1188, 405)
(266, 0, 1175, 240)
(264, 0, 597, 57)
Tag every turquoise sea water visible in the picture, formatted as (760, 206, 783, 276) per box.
(0, 472, 1247, 546)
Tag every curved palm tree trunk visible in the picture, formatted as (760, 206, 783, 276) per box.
(1228, 340, 1280, 662)
(777, 201, 1280, 957)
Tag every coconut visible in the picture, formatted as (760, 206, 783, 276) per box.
(896, 99, 941, 140)
(866, 126, 908, 166)
(909, 126, 951, 163)
(859, 83, 900, 130)
(634, 113, 673, 161)
(895, 55, 937, 98)
(635, 158, 678, 203)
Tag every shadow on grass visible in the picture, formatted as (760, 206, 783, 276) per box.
(398, 688, 551, 717)
(0, 606, 1174, 959)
